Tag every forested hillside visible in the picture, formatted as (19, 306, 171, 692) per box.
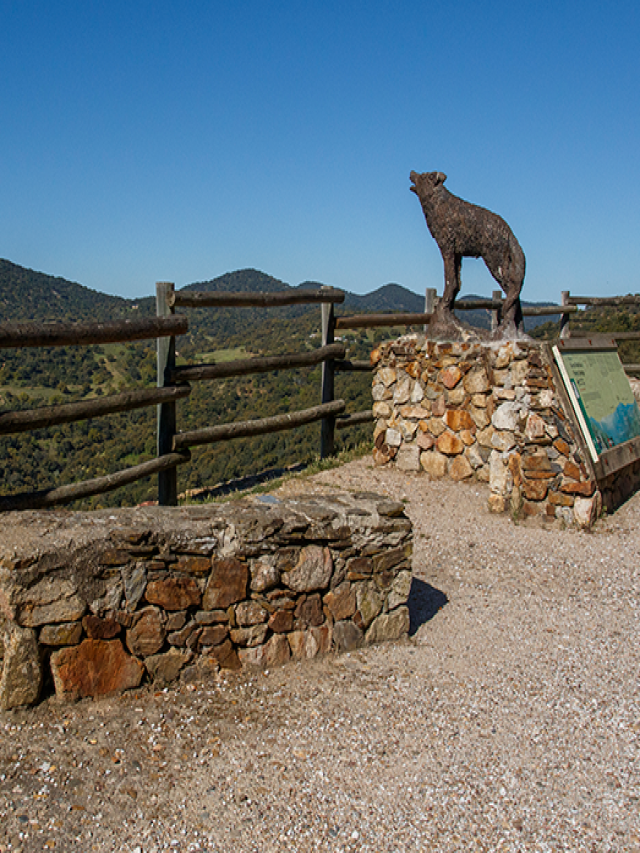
(0, 261, 424, 507)
(2, 259, 630, 509)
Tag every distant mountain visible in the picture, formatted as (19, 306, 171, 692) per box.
(0, 258, 141, 322)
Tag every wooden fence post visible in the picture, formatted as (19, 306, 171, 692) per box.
(320, 292, 336, 459)
(491, 289, 503, 333)
(560, 290, 571, 339)
(424, 287, 437, 332)
(156, 281, 178, 505)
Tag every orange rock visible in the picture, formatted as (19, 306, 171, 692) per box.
(50, 639, 144, 702)
(146, 577, 202, 611)
(203, 559, 249, 609)
(443, 409, 475, 432)
(436, 431, 464, 456)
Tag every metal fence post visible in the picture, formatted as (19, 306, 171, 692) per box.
(560, 290, 571, 339)
(156, 281, 177, 505)
(320, 293, 336, 459)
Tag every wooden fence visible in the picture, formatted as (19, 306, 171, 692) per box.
(1, 283, 639, 510)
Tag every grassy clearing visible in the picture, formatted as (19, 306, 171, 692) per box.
(195, 346, 252, 364)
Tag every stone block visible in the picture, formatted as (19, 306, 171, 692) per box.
(364, 607, 410, 645)
(50, 639, 144, 702)
(333, 620, 363, 652)
(39, 621, 83, 646)
(574, 492, 602, 530)
(203, 559, 249, 609)
(436, 432, 464, 456)
(145, 648, 192, 684)
(323, 582, 356, 622)
(396, 445, 421, 472)
(420, 450, 448, 478)
(283, 546, 332, 593)
(449, 455, 474, 482)
(235, 601, 268, 626)
(0, 624, 42, 710)
(82, 615, 121, 640)
(126, 607, 165, 657)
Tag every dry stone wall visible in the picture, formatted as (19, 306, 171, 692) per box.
(372, 336, 602, 528)
(0, 493, 412, 710)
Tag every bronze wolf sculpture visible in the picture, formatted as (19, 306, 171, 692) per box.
(410, 171, 526, 337)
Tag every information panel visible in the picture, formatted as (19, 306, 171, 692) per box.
(553, 343, 640, 462)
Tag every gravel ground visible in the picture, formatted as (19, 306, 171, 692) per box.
(0, 458, 638, 853)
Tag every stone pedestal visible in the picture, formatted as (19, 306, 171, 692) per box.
(372, 336, 601, 526)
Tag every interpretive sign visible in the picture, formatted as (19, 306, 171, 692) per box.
(553, 339, 640, 471)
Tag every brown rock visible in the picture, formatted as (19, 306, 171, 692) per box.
(333, 621, 363, 652)
(144, 648, 192, 683)
(175, 556, 211, 575)
(198, 624, 228, 647)
(283, 546, 333, 593)
(431, 396, 446, 417)
(443, 409, 475, 432)
(230, 624, 268, 647)
(0, 625, 42, 710)
(522, 479, 549, 501)
(126, 607, 165, 657)
(420, 450, 448, 478)
(288, 625, 331, 660)
(561, 479, 596, 497)
(488, 494, 507, 513)
(235, 601, 268, 627)
(523, 452, 551, 472)
(50, 639, 144, 702)
(209, 638, 241, 670)
(563, 460, 582, 480)
(82, 615, 121, 640)
(146, 577, 201, 611)
(547, 491, 574, 507)
(295, 593, 324, 628)
(18, 595, 86, 628)
(203, 559, 249, 609)
(347, 557, 373, 576)
(463, 368, 490, 394)
(553, 437, 572, 456)
(417, 431, 435, 450)
(167, 620, 202, 647)
(449, 455, 474, 481)
(439, 365, 462, 389)
(323, 582, 356, 621)
(436, 431, 464, 456)
(364, 607, 410, 644)
(39, 622, 83, 646)
(268, 609, 294, 633)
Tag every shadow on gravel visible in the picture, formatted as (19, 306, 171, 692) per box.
(408, 577, 448, 636)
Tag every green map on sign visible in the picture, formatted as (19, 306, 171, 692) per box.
(560, 350, 640, 455)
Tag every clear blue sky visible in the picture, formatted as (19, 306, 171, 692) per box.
(1, 1, 639, 303)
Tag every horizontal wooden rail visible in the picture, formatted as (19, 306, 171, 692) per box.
(608, 331, 640, 341)
(170, 343, 346, 383)
(0, 316, 188, 349)
(335, 312, 433, 330)
(454, 300, 576, 317)
(623, 364, 640, 374)
(522, 305, 577, 317)
(335, 410, 375, 429)
(0, 451, 191, 512)
(0, 385, 191, 436)
(567, 294, 640, 307)
(333, 359, 372, 372)
(174, 400, 346, 450)
(172, 288, 345, 308)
